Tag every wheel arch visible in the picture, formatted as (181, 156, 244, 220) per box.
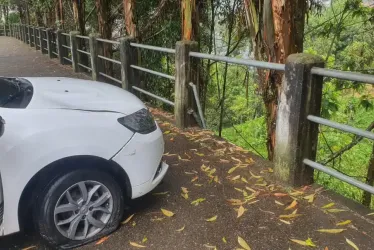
(18, 155, 132, 231)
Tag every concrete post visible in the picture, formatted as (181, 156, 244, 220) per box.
(28, 26, 32, 46)
(40, 28, 46, 54)
(46, 28, 54, 59)
(56, 30, 65, 63)
(119, 37, 137, 91)
(174, 41, 198, 128)
(22, 25, 26, 42)
(32, 27, 37, 50)
(3, 23, 6, 36)
(70, 31, 80, 72)
(89, 34, 100, 81)
(274, 53, 325, 187)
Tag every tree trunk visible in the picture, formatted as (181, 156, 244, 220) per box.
(363, 144, 374, 207)
(243, 0, 307, 160)
(18, 5, 26, 24)
(73, 0, 85, 35)
(55, 0, 61, 27)
(96, 0, 113, 76)
(181, 0, 195, 40)
(35, 9, 44, 26)
(59, 0, 64, 28)
(123, 0, 137, 37)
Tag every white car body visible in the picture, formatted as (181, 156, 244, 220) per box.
(0, 77, 168, 236)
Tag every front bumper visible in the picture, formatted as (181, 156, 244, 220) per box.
(112, 125, 169, 199)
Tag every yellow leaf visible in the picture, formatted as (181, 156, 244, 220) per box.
(228, 166, 239, 174)
(321, 202, 335, 209)
(181, 193, 189, 199)
(289, 191, 304, 196)
(246, 186, 256, 193)
(194, 184, 203, 187)
(241, 177, 249, 184)
(247, 200, 259, 205)
(152, 191, 169, 196)
(336, 220, 352, 226)
(326, 209, 347, 213)
(303, 193, 315, 203)
(176, 225, 185, 232)
(238, 236, 251, 250)
(195, 152, 204, 156)
(275, 200, 284, 206)
(142, 236, 148, 243)
(222, 237, 227, 243)
(214, 176, 220, 183)
(237, 205, 245, 218)
(132, 221, 136, 227)
(96, 236, 110, 245)
(209, 168, 216, 175)
(292, 209, 298, 215)
(250, 171, 261, 179)
(129, 242, 146, 248)
(346, 238, 359, 250)
(279, 219, 291, 225)
(191, 176, 199, 182)
(203, 244, 217, 249)
(279, 214, 302, 219)
(231, 175, 241, 181)
(181, 187, 189, 193)
(122, 214, 135, 224)
(290, 238, 316, 247)
(161, 208, 175, 217)
(231, 157, 242, 163)
(268, 168, 274, 173)
(163, 130, 171, 134)
(191, 198, 206, 206)
(285, 200, 298, 210)
(316, 229, 346, 234)
(21, 246, 37, 250)
(206, 215, 218, 222)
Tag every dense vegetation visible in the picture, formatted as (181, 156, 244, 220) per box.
(0, 0, 373, 207)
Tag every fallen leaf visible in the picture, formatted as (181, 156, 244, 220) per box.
(152, 191, 169, 196)
(122, 214, 135, 224)
(238, 236, 251, 250)
(185, 171, 195, 175)
(129, 242, 146, 248)
(96, 236, 110, 245)
(279, 214, 302, 219)
(191, 198, 206, 206)
(231, 175, 241, 181)
(246, 186, 257, 193)
(181, 187, 189, 194)
(231, 157, 242, 163)
(132, 221, 136, 227)
(176, 225, 185, 232)
(181, 193, 189, 199)
(206, 215, 218, 222)
(142, 236, 148, 243)
(304, 193, 315, 203)
(203, 244, 217, 249)
(289, 191, 304, 196)
(191, 176, 199, 182)
(21, 246, 37, 250)
(336, 220, 352, 226)
(194, 184, 203, 187)
(275, 200, 284, 206)
(321, 202, 335, 209)
(247, 200, 259, 205)
(290, 238, 316, 247)
(222, 237, 227, 243)
(151, 217, 164, 222)
(195, 152, 205, 156)
(220, 159, 230, 163)
(237, 205, 245, 218)
(292, 209, 298, 215)
(250, 171, 262, 179)
(285, 200, 298, 210)
(316, 229, 346, 234)
(367, 212, 374, 216)
(326, 209, 347, 213)
(241, 177, 249, 184)
(161, 208, 175, 217)
(346, 238, 359, 250)
(274, 193, 288, 197)
(279, 219, 291, 225)
(228, 166, 239, 174)
(163, 130, 171, 134)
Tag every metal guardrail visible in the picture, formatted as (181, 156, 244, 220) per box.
(77, 49, 90, 56)
(312, 67, 374, 85)
(63, 57, 72, 63)
(62, 45, 71, 50)
(99, 72, 121, 84)
(130, 43, 176, 54)
(189, 52, 286, 71)
(132, 86, 174, 106)
(96, 38, 120, 45)
(76, 35, 89, 40)
(130, 65, 175, 80)
(98, 55, 121, 65)
(78, 63, 91, 71)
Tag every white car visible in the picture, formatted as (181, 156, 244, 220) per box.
(0, 77, 168, 248)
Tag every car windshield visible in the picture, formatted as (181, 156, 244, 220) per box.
(0, 77, 33, 108)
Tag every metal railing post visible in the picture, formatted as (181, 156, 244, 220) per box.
(119, 37, 137, 91)
(70, 31, 80, 72)
(174, 41, 198, 128)
(274, 53, 325, 187)
(46, 28, 54, 58)
(89, 33, 100, 81)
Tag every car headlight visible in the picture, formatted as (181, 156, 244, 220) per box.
(117, 108, 157, 134)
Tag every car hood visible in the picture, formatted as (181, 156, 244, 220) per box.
(24, 77, 146, 115)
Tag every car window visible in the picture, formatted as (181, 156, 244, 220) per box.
(0, 80, 19, 105)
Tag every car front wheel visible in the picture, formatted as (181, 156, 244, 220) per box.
(34, 169, 125, 249)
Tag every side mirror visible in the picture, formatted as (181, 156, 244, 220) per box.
(0, 116, 4, 137)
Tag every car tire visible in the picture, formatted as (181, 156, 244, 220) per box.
(33, 169, 125, 249)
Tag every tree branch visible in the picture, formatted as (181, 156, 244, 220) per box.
(139, 0, 168, 35)
(322, 121, 374, 165)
